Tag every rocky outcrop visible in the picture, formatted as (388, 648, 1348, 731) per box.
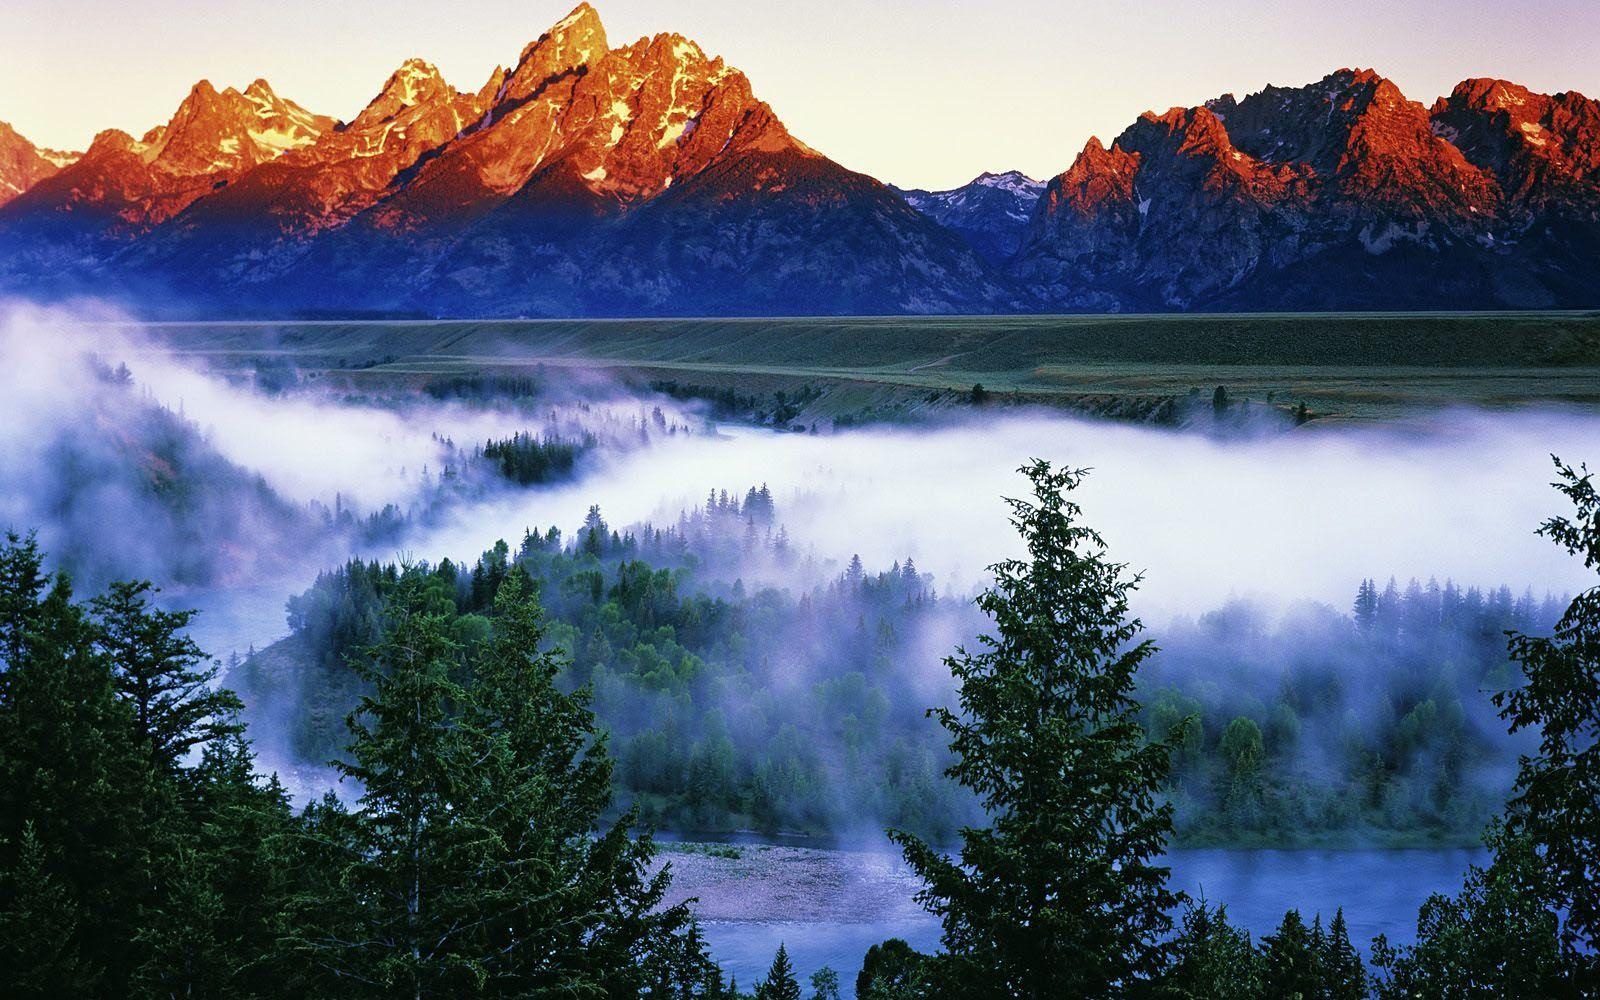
(1017, 69, 1600, 310)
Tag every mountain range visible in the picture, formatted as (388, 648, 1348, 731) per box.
(2, 5, 1597, 317)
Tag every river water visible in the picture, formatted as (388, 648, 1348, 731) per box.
(664, 843, 1487, 995)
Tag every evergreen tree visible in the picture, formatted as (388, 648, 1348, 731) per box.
(1494, 458, 1600, 958)
(462, 571, 687, 995)
(856, 939, 928, 1000)
(140, 730, 299, 998)
(0, 530, 46, 671)
(646, 919, 732, 998)
(90, 580, 243, 767)
(755, 943, 802, 1000)
(891, 461, 1179, 998)
(1320, 909, 1366, 1000)
(1371, 823, 1576, 997)
(0, 822, 95, 998)
(0, 569, 152, 996)
(1353, 579, 1379, 632)
(1158, 899, 1262, 999)
(1260, 910, 1320, 998)
(291, 574, 488, 996)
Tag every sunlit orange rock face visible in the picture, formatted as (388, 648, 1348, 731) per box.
(1017, 68, 1529, 305)
(3, 80, 330, 237)
(0, 121, 76, 207)
(2, 11, 1600, 314)
(0, 3, 1001, 315)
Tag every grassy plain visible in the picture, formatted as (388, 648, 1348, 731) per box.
(141, 311, 1600, 424)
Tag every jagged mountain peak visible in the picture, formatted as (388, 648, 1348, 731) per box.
(0, 120, 76, 205)
(970, 169, 1044, 195)
(122, 76, 333, 175)
(244, 78, 278, 101)
(7, 52, 1600, 316)
(895, 167, 1048, 265)
(353, 58, 460, 128)
(505, 3, 610, 104)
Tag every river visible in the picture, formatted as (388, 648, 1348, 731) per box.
(657, 842, 1487, 995)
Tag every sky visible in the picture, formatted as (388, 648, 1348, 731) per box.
(4, 0, 1597, 190)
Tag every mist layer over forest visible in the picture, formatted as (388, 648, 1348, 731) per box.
(1, 301, 1593, 849)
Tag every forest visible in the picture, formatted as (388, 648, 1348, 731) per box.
(236, 486, 1563, 847)
(1, 453, 1594, 997)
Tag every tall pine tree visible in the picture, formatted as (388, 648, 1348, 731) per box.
(891, 461, 1179, 998)
(1495, 457, 1600, 960)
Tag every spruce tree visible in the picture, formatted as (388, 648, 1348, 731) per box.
(1260, 910, 1320, 998)
(0, 823, 94, 998)
(293, 574, 487, 996)
(461, 571, 687, 995)
(1321, 909, 1366, 999)
(1158, 899, 1263, 998)
(755, 943, 801, 1000)
(0, 530, 46, 672)
(90, 580, 243, 767)
(142, 730, 300, 997)
(0, 570, 152, 995)
(1494, 457, 1600, 958)
(891, 461, 1179, 998)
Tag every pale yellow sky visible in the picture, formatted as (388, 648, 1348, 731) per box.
(4, 0, 1597, 189)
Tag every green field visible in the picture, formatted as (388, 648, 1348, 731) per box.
(139, 311, 1600, 424)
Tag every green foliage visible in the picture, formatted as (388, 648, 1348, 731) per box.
(0, 534, 730, 998)
(755, 944, 801, 1000)
(856, 939, 929, 1000)
(244, 501, 969, 843)
(891, 461, 1179, 997)
(91, 579, 244, 767)
(1371, 825, 1577, 997)
(1371, 457, 1600, 995)
(808, 965, 841, 1000)
(252, 504, 1552, 848)
(1157, 900, 1263, 999)
(0, 534, 295, 998)
(0, 822, 95, 998)
(480, 431, 589, 485)
(1494, 457, 1600, 955)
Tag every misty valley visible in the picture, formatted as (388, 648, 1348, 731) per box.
(2, 304, 1598, 997)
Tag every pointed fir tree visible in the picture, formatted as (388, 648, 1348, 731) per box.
(1261, 910, 1321, 998)
(291, 573, 489, 996)
(460, 571, 689, 995)
(755, 943, 802, 1000)
(890, 461, 1179, 998)
(1158, 899, 1263, 998)
(1494, 457, 1600, 959)
(90, 579, 243, 768)
(1321, 909, 1367, 999)
(0, 822, 95, 999)
(0, 569, 152, 995)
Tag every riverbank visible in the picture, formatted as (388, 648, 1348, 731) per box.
(654, 840, 1488, 995)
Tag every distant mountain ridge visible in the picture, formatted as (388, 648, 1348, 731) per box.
(1, 12, 1598, 315)
(1014, 68, 1600, 310)
(893, 171, 1046, 264)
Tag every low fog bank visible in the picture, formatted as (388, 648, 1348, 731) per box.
(3, 298, 1592, 645)
(4, 300, 1590, 846)
(0, 300, 706, 650)
(407, 408, 1598, 620)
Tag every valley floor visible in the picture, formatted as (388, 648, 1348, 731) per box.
(139, 311, 1600, 427)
